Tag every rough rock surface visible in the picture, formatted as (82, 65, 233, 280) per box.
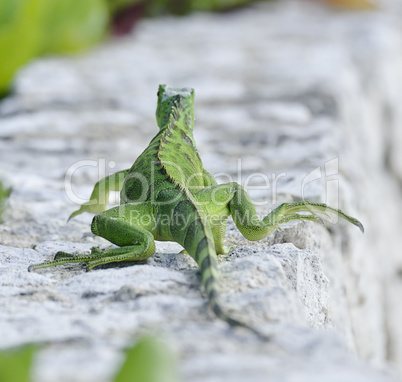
(1, 1, 402, 381)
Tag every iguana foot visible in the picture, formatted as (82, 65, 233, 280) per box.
(28, 250, 104, 272)
(28, 247, 151, 272)
(53, 247, 101, 261)
(216, 244, 236, 255)
(271, 202, 364, 233)
(53, 251, 75, 260)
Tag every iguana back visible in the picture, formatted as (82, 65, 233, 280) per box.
(121, 85, 204, 205)
(120, 85, 233, 325)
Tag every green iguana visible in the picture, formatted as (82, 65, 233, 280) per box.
(29, 85, 363, 337)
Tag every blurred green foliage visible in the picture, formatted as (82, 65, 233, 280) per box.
(0, 0, 372, 96)
(114, 336, 179, 382)
(106, 0, 142, 14)
(0, 0, 266, 96)
(0, 0, 108, 95)
(0, 180, 11, 222)
(0, 337, 177, 382)
(39, 1, 109, 54)
(0, 345, 36, 382)
(145, 0, 263, 15)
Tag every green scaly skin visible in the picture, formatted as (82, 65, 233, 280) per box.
(28, 85, 364, 339)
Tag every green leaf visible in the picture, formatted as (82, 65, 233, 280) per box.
(106, 0, 142, 14)
(40, 0, 109, 54)
(114, 336, 179, 382)
(0, 0, 109, 94)
(0, 0, 48, 93)
(0, 345, 36, 382)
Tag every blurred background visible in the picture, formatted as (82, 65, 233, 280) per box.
(0, 0, 378, 97)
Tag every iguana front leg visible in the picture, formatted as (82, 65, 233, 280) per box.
(29, 204, 156, 271)
(68, 169, 130, 221)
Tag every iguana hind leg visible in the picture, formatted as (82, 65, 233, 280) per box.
(29, 204, 156, 271)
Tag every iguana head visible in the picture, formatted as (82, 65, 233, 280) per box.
(156, 85, 195, 131)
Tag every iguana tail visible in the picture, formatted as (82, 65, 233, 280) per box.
(185, 222, 223, 320)
(175, 209, 222, 315)
(174, 201, 268, 339)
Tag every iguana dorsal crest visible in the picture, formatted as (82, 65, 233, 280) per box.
(158, 98, 204, 192)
